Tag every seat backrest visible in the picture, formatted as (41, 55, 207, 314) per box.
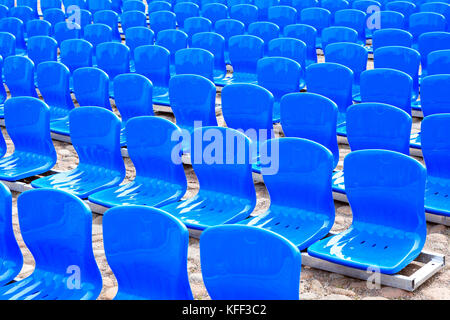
(4, 97, 56, 159)
(321, 0, 349, 15)
(386, 0, 417, 25)
(360, 68, 412, 114)
(103, 205, 192, 300)
(0, 56, 5, 105)
(418, 31, 450, 69)
(292, 0, 318, 14)
(148, 0, 172, 14)
(420, 1, 450, 24)
(73, 67, 111, 109)
(370, 10, 405, 30)
(352, 0, 381, 13)
(175, 48, 214, 81)
(280, 92, 339, 167)
(9, 5, 34, 26)
(17, 0, 38, 14)
(344, 150, 426, 237)
(268, 5, 297, 31)
(93, 9, 120, 40)
(174, 2, 199, 28)
(4, 55, 37, 98)
(191, 31, 226, 71)
(305, 62, 353, 115)
(0, 17, 25, 50)
(267, 37, 306, 71)
(17, 188, 102, 298)
(372, 28, 413, 51)
(156, 29, 188, 64)
(0, 31, 15, 58)
(96, 41, 130, 80)
(321, 26, 359, 50)
(200, 224, 301, 300)
(169, 74, 217, 133)
(254, 0, 280, 20)
(334, 9, 366, 42)
(125, 26, 155, 57)
(88, 0, 112, 13)
(346, 102, 412, 155)
(60, 38, 93, 73)
(230, 4, 259, 29)
(41, 0, 62, 12)
(283, 23, 317, 63)
(27, 35, 58, 67)
(69, 106, 125, 172)
(421, 74, 450, 116)
(427, 48, 450, 75)
(37, 61, 75, 119)
(134, 45, 170, 88)
(248, 21, 280, 52)
(300, 7, 331, 35)
(184, 16, 212, 43)
(83, 23, 112, 54)
(201, 3, 227, 25)
(121, 9, 147, 32)
(43, 7, 65, 31)
(26, 18, 51, 37)
(123, 0, 146, 12)
(54, 20, 80, 45)
(324, 42, 367, 85)
(409, 12, 446, 42)
(149, 10, 176, 36)
(228, 34, 264, 74)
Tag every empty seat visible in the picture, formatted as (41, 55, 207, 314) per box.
(334, 9, 367, 44)
(0, 17, 26, 52)
(43, 8, 65, 34)
(267, 37, 306, 75)
(386, 0, 417, 27)
(27, 35, 57, 67)
(37, 61, 75, 122)
(421, 74, 450, 117)
(369, 10, 405, 32)
(101, 205, 193, 300)
(409, 12, 446, 44)
(148, 0, 172, 14)
(156, 29, 188, 68)
(174, 2, 199, 28)
(134, 45, 170, 106)
(175, 48, 215, 81)
(93, 9, 121, 41)
(168, 74, 217, 137)
(306, 62, 353, 125)
(299, 7, 331, 47)
(292, 0, 318, 15)
(0, 97, 56, 181)
(0, 57, 5, 106)
(257, 56, 302, 122)
(284, 23, 317, 65)
(0, 31, 15, 58)
(0, 0, 12, 8)
(227, 0, 252, 6)
(248, 21, 280, 54)
(254, 0, 280, 20)
(201, 3, 227, 26)
(125, 26, 155, 60)
(308, 149, 426, 274)
(200, 224, 301, 299)
(268, 4, 297, 30)
(321, 0, 349, 23)
(372, 28, 413, 51)
(65, 0, 87, 9)
(17, 0, 38, 16)
(420, 1, 450, 27)
(88, 0, 112, 13)
(32, 107, 125, 197)
(9, 6, 34, 27)
(0, 4, 8, 18)
(0, 188, 101, 300)
(79, 10, 93, 33)
(229, 4, 258, 29)
(191, 31, 227, 81)
(26, 19, 51, 37)
(41, 0, 62, 12)
(427, 49, 450, 75)
(184, 16, 212, 44)
(120, 10, 147, 32)
(4, 55, 37, 99)
(321, 26, 359, 50)
(96, 42, 130, 95)
(54, 20, 80, 46)
(88, 117, 188, 208)
(83, 23, 112, 56)
(418, 31, 450, 77)
(149, 10, 177, 36)
(160, 126, 256, 229)
(215, 18, 245, 63)
(123, 0, 146, 12)
(59, 39, 93, 74)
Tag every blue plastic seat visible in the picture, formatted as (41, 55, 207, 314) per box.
(125, 26, 154, 61)
(248, 21, 280, 54)
(321, 26, 358, 50)
(321, 0, 349, 23)
(267, 37, 306, 75)
(37, 61, 75, 122)
(386, 0, 417, 28)
(54, 21, 80, 46)
(0, 3, 8, 18)
(418, 31, 450, 77)
(0, 0, 12, 8)
(409, 12, 446, 45)
(284, 23, 317, 65)
(427, 49, 450, 74)
(83, 23, 112, 56)
(32, 107, 125, 197)
(88, 117, 188, 208)
(88, 0, 112, 13)
(184, 16, 212, 44)
(4, 55, 37, 99)
(334, 9, 367, 45)
(101, 205, 192, 300)
(123, 0, 146, 12)
(59, 39, 93, 74)
(191, 31, 227, 81)
(254, 0, 280, 20)
(78, 9, 93, 33)
(0, 17, 26, 52)
(224, 34, 264, 85)
(352, 0, 381, 14)
(420, 74, 450, 117)
(174, 2, 199, 28)
(175, 48, 215, 81)
(0, 97, 56, 181)
(421, 114, 450, 217)
(420, 1, 450, 28)
(201, 3, 227, 26)
(0, 188, 102, 300)
(240, 137, 335, 249)
(156, 29, 188, 69)
(17, 0, 38, 17)
(168, 74, 217, 137)
(120, 10, 147, 33)
(299, 7, 331, 47)
(306, 62, 353, 126)
(43, 8, 65, 34)
(280, 92, 339, 167)
(96, 42, 130, 95)
(214, 18, 245, 63)
(93, 9, 120, 41)
(372, 28, 413, 51)
(229, 4, 258, 29)
(27, 36, 57, 68)
(160, 126, 256, 230)
(64, 0, 88, 10)
(9, 6, 34, 31)
(149, 10, 177, 36)
(0, 31, 15, 58)
(26, 19, 51, 37)
(369, 10, 405, 34)
(41, 0, 62, 12)
(148, 0, 172, 14)
(257, 56, 302, 122)
(0, 57, 6, 106)
(374, 46, 420, 103)
(134, 45, 170, 105)
(227, 0, 252, 6)
(308, 149, 426, 275)
(325, 42, 367, 101)
(292, 0, 318, 16)
(200, 225, 301, 299)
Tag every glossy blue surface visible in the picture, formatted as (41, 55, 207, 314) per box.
(409, 12, 446, 44)
(248, 21, 279, 54)
(372, 28, 413, 51)
(17, 0, 38, 16)
(0, 56, 5, 106)
(309, 150, 427, 274)
(60, 40, 93, 76)
(0, 189, 102, 300)
(4, 55, 38, 100)
(418, 31, 450, 76)
(10, 6, 34, 27)
(175, 48, 215, 81)
(372, 10, 405, 30)
(254, 0, 280, 20)
(123, 0, 146, 12)
(334, 9, 366, 44)
(428, 49, 450, 76)
(0, 31, 16, 59)
(0, 97, 56, 181)
(420, 1, 450, 25)
(386, 1, 416, 28)
(191, 32, 227, 82)
(88, 0, 112, 13)
(214, 18, 245, 63)
(0, 17, 26, 51)
(149, 10, 176, 36)
(421, 74, 450, 117)
(54, 21, 80, 46)
(93, 9, 121, 41)
(125, 26, 154, 62)
(268, 5, 297, 31)
(200, 225, 301, 300)
(160, 126, 257, 230)
(321, 26, 358, 50)
(281, 92, 339, 168)
(27, 36, 57, 67)
(102, 205, 193, 300)
(174, 2, 199, 28)
(26, 19, 51, 37)
(257, 56, 302, 122)
(156, 29, 188, 66)
(88, 116, 187, 207)
(230, 4, 258, 29)
(184, 16, 211, 44)
(96, 42, 130, 95)
(41, 0, 62, 13)
(121, 10, 147, 32)
(283, 23, 317, 65)
(267, 37, 306, 76)
(43, 8, 65, 34)
(300, 7, 331, 47)
(84, 23, 113, 55)
(32, 107, 125, 198)
(201, 3, 227, 26)
(148, 0, 172, 15)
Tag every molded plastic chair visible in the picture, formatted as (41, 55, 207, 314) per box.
(4, 55, 37, 99)
(386, 0, 417, 27)
(125, 26, 155, 60)
(0, 31, 15, 59)
(267, 37, 306, 75)
(120, 10, 147, 32)
(17, 0, 38, 16)
(248, 21, 280, 54)
(123, 0, 146, 12)
(0, 4, 8, 18)
(0, 0, 12, 8)
(0, 17, 26, 52)
(420, 1, 450, 27)
(418, 31, 450, 76)
(280, 92, 339, 168)
(102, 205, 193, 300)
(267, 5, 297, 31)
(93, 9, 120, 41)
(41, 0, 62, 12)
(96, 42, 130, 95)
(420, 74, 450, 117)
(175, 48, 215, 81)
(88, 117, 188, 208)
(292, 0, 318, 15)
(409, 12, 446, 44)
(254, 0, 280, 20)
(0, 57, 6, 106)
(148, 0, 172, 14)
(308, 149, 427, 274)
(156, 29, 188, 67)
(0, 97, 56, 181)
(174, 2, 199, 28)
(26, 19, 51, 37)
(284, 23, 317, 65)
(0, 188, 102, 300)
(422, 114, 450, 217)
(427, 49, 450, 75)
(160, 126, 256, 230)
(200, 225, 301, 299)
(227, 0, 252, 7)
(83, 23, 112, 56)
(201, 3, 227, 26)
(321, 26, 358, 50)
(372, 28, 413, 51)
(9, 6, 34, 27)
(37, 61, 75, 122)
(191, 31, 227, 82)
(229, 4, 258, 29)
(76, 9, 93, 34)
(257, 56, 302, 122)
(27, 36, 57, 67)
(32, 107, 125, 197)
(299, 7, 331, 47)
(59, 39, 93, 74)
(88, 0, 112, 13)
(43, 8, 65, 34)
(184, 16, 212, 44)
(149, 10, 177, 36)
(214, 18, 245, 63)
(240, 137, 335, 249)
(54, 21, 80, 46)
(168, 74, 217, 136)
(334, 9, 367, 44)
